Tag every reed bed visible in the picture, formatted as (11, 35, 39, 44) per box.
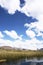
(0, 49, 43, 62)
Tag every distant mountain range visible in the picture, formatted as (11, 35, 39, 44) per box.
(0, 46, 43, 50)
(0, 46, 25, 50)
(0, 46, 13, 50)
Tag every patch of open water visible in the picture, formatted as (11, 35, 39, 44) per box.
(0, 58, 43, 65)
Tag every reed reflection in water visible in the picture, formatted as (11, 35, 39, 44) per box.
(0, 59, 43, 65)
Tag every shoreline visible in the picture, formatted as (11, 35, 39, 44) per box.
(0, 49, 43, 62)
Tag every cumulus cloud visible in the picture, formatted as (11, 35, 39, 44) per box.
(26, 29, 35, 38)
(22, 0, 43, 34)
(26, 38, 43, 50)
(0, 37, 43, 50)
(0, 0, 43, 18)
(24, 22, 43, 50)
(0, 31, 13, 47)
(24, 22, 43, 38)
(0, 38, 13, 47)
(0, 0, 20, 14)
(0, 30, 43, 50)
(21, 0, 43, 17)
(4, 30, 22, 40)
(24, 0, 43, 49)
(24, 1, 43, 38)
(0, 32, 4, 38)
(12, 37, 43, 50)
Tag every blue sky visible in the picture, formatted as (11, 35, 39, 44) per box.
(0, 0, 43, 50)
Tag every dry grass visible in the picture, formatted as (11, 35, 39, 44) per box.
(0, 49, 43, 62)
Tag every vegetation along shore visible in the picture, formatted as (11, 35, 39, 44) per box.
(0, 48, 43, 62)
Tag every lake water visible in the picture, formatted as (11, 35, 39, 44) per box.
(0, 58, 43, 65)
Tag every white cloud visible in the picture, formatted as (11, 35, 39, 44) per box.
(0, 37, 43, 50)
(3, 30, 43, 50)
(22, 0, 43, 39)
(26, 38, 43, 50)
(12, 38, 43, 50)
(22, 0, 43, 32)
(0, 38, 13, 47)
(0, 31, 43, 50)
(4, 30, 22, 40)
(0, 0, 43, 19)
(24, 22, 43, 38)
(0, 32, 13, 47)
(24, 0, 43, 49)
(0, 32, 4, 38)
(21, 0, 43, 17)
(0, 0, 20, 14)
(26, 29, 35, 38)
(24, 23, 30, 28)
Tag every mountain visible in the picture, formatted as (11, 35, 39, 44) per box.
(0, 46, 28, 50)
(0, 46, 43, 51)
(0, 46, 13, 50)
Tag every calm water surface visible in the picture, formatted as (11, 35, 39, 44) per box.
(0, 58, 43, 65)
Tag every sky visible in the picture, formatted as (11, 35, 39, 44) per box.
(0, 0, 43, 50)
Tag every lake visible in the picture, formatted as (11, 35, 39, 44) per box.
(0, 58, 43, 65)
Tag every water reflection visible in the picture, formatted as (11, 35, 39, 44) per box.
(0, 59, 43, 65)
(21, 62, 43, 65)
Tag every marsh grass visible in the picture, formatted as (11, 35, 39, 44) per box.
(0, 49, 43, 62)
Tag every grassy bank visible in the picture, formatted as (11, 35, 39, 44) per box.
(0, 49, 43, 62)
